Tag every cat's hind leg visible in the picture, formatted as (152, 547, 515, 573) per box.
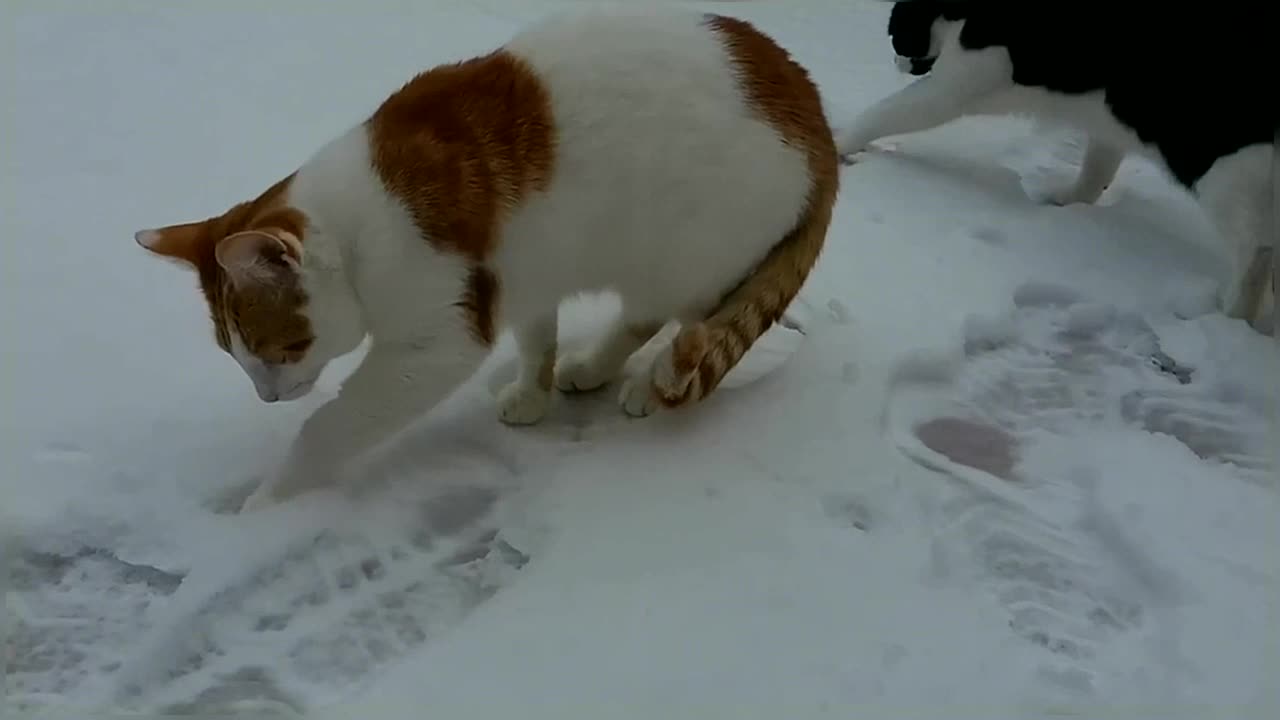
(1039, 136, 1125, 206)
(555, 315, 662, 394)
(613, 307, 712, 419)
(836, 47, 1011, 163)
(496, 314, 558, 425)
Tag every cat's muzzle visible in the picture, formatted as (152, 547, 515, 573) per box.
(894, 55, 936, 75)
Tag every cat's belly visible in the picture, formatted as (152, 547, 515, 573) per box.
(973, 85, 1157, 159)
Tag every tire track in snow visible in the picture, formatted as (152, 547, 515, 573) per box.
(8, 466, 535, 716)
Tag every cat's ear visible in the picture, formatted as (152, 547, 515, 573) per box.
(214, 229, 303, 289)
(134, 221, 206, 270)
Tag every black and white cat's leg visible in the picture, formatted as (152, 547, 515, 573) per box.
(1193, 143, 1274, 330)
(836, 47, 1012, 163)
(1039, 136, 1125, 206)
(243, 334, 490, 511)
(496, 314, 558, 426)
(555, 314, 661, 396)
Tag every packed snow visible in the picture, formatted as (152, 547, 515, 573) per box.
(4, 0, 1277, 718)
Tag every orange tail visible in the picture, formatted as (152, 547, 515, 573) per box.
(652, 172, 839, 408)
(653, 11, 842, 408)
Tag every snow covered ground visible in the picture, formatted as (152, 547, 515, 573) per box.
(4, 0, 1277, 717)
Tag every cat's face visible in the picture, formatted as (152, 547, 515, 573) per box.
(135, 196, 364, 403)
(887, 1, 946, 75)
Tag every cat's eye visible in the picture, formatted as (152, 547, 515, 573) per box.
(283, 340, 311, 353)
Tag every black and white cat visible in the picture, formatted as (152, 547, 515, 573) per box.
(838, 0, 1277, 331)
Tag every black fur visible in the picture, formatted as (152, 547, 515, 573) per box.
(884, 0, 1278, 188)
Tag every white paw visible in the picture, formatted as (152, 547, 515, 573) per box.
(1035, 183, 1103, 207)
(618, 374, 659, 418)
(496, 381, 551, 426)
(1044, 189, 1086, 207)
(839, 151, 866, 166)
(554, 352, 615, 393)
(838, 140, 898, 166)
(834, 129, 865, 162)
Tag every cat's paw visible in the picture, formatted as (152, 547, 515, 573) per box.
(835, 133, 868, 165)
(837, 140, 899, 166)
(618, 374, 659, 418)
(496, 381, 551, 426)
(554, 353, 615, 393)
(1033, 182, 1105, 207)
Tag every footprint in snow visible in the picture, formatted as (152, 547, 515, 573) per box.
(33, 441, 93, 465)
(882, 281, 1273, 694)
(6, 545, 186, 712)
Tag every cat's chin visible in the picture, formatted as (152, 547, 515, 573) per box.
(275, 380, 317, 402)
(254, 378, 317, 404)
(894, 54, 934, 76)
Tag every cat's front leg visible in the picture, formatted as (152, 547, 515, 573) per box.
(1039, 137, 1124, 206)
(836, 82, 933, 163)
(242, 338, 488, 511)
(837, 48, 1011, 163)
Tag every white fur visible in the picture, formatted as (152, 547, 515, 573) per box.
(836, 18, 1275, 325)
(134, 229, 201, 272)
(134, 229, 161, 249)
(228, 332, 315, 403)
(245, 9, 815, 509)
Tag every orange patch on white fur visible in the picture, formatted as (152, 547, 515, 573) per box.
(366, 49, 556, 345)
(135, 174, 314, 357)
(704, 15, 838, 189)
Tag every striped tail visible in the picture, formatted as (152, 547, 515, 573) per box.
(652, 174, 839, 408)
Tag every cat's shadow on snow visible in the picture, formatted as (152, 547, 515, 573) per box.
(854, 142, 1031, 207)
(210, 324, 714, 516)
(351, 325, 699, 503)
(857, 136, 1228, 295)
(477, 330, 696, 442)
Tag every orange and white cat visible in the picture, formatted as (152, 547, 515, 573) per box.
(134, 9, 840, 511)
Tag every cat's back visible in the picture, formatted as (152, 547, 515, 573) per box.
(954, 3, 1276, 165)
(355, 8, 834, 306)
(956, 4, 1274, 92)
(502, 8, 807, 142)
(498, 7, 828, 225)
(494, 8, 835, 303)
(503, 8, 740, 94)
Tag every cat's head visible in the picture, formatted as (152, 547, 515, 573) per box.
(135, 178, 364, 403)
(886, 1, 958, 75)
